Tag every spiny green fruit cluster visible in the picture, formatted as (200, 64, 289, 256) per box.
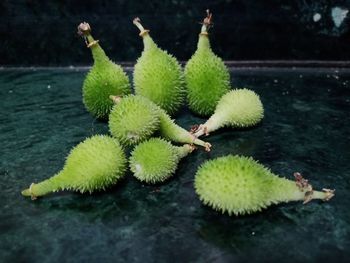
(133, 18, 185, 115)
(78, 22, 131, 120)
(22, 135, 127, 199)
(185, 10, 230, 116)
(193, 89, 264, 137)
(195, 155, 335, 216)
(108, 95, 160, 146)
(22, 14, 335, 219)
(130, 138, 194, 183)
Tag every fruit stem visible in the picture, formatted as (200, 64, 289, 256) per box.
(193, 119, 217, 137)
(177, 144, 196, 159)
(200, 9, 213, 35)
(21, 174, 61, 200)
(77, 22, 99, 48)
(193, 112, 226, 137)
(192, 136, 212, 152)
(292, 172, 335, 204)
(133, 17, 150, 37)
(193, 124, 208, 137)
(109, 95, 122, 104)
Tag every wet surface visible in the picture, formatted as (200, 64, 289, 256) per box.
(0, 67, 349, 262)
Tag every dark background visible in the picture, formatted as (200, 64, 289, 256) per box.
(1, 0, 350, 66)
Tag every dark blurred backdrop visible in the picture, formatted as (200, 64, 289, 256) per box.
(1, 0, 350, 66)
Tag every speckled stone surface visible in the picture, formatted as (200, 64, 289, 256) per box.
(0, 67, 349, 262)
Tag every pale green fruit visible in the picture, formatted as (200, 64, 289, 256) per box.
(22, 135, 127, 199)
(194, 89, 264, 137)
(130, 138, 194, 183)
(195, 155, 334, 216)
(133, 18, 185, 115)
(78, 22, 131, 120)
(108, 95, 160, 146)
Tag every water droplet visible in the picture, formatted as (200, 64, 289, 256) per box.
(313, 13, 322, 22)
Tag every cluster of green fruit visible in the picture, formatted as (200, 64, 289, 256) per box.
(22, 11, 334, 215)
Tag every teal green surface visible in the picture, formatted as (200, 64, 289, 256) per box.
(0, 68, 349, 262)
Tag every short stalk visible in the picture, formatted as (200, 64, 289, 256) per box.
(109, 95, 122, 104)
(133, 17, 150, 37)
(200, 9, 212, 35)
(21, 173, 62, 200)
(177, 144, 196, 159)
(193, 116, 222, 137)
(286, 173, 335, 204)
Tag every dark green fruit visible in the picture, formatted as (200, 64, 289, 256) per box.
(133, 18, 185, 115)
(184, 10, 230, 116)
(78, 22, 131, 119)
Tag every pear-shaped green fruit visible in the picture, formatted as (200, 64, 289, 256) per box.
(78, 22, 131, 119)
(108, 95, 160, 146)
(158, 108, 211, 151)
(22, 135, 127, 199)
(132, 18, 185, 115)
(130, 138, 194, 183)
(195, 155, 335, 216)
(193, 89, 264, 137)
(184, 10, 230, 116)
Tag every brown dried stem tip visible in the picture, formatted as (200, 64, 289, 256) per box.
(200, 9, 213, 34)
(77, 22, 91, 36)
(77, 22, 99, 48)
(203, 9, 213, 27)
(322, 188, 335, 201)
(189, 124, 200, 134)
(133, 17, 150, 37)
(294, 172, 335, 204)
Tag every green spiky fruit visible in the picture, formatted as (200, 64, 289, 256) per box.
(78, 22, 131, 119)
(195, 155, 334, 216)
(194, 89, 264, 137)
(130, 138, 193, 183)
(22, 135, 127, 199)
(108, 95, 160, 146)
(158, 108, 211, 151)
(132, 18, 185, 115)
(184, 11, 230, 116)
